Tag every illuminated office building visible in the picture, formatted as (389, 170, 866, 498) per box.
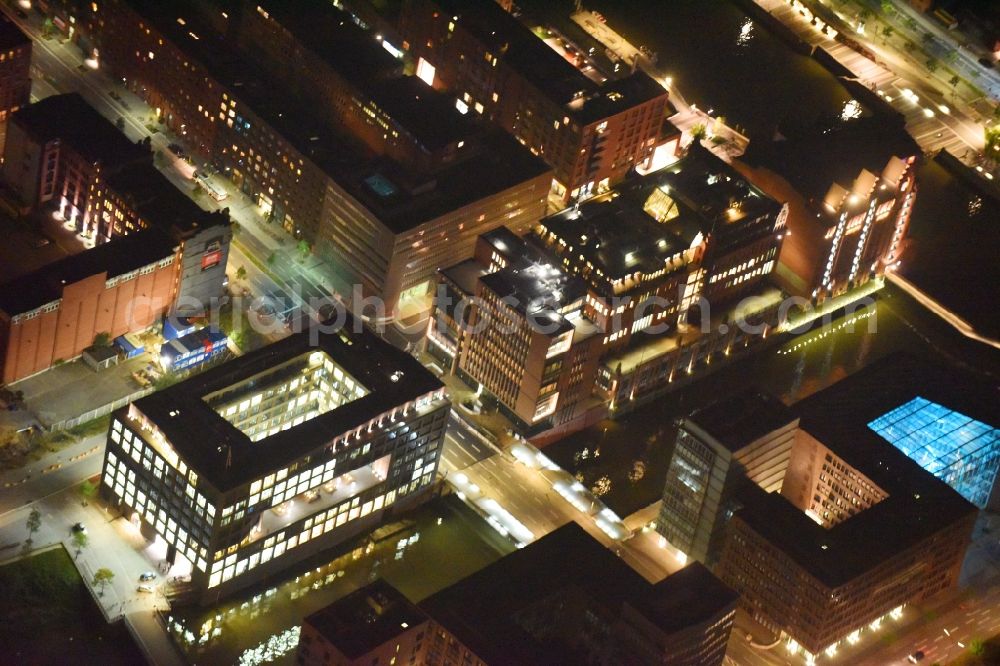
(714, 355, 980, 661)
(99, 322, 449, 603)
(73, 0, 550, 315)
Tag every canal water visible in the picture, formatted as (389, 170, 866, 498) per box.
(167, 497, 512, 665)
(545, 289, 999, 517)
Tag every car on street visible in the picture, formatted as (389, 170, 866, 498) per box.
(71, 522, 87, 535)
(136, 584, 154, 594)
(908, 651, 925, 663)
(139, 571, 157, 582)
(31, 236, 51, 248)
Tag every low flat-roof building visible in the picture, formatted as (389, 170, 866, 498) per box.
(99, 320, 450, 602)
(714, 354, 981, 661)
(298, 580, 433, 666)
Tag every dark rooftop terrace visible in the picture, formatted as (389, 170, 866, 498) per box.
(540, 145, 779, 287)
(128, 318, 444, 493)
(686, 390, 797, 453)
(12, 93, 150, 170)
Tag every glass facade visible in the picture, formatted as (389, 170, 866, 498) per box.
(868, 397, 1000, 508)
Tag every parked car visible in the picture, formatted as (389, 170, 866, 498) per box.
(71, 522, 87, 535)
(31, 236, 51, 248)
(136, 584, 154, 594)
(908, 651, 925, 663)
(139, 571, 157, 582)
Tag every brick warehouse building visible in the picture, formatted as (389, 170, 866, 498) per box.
(0, 14, 31, 154)
(0, 228, 178, 384)
(398, 0, 670, 203)
(70, 0, 552, 316)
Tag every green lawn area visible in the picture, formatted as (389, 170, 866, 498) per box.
(0, 548, 144, 664)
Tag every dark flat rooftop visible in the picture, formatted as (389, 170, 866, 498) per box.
(129, 318, 444, 493)
(105, 164, 228, 236)
(0, 228, 177, 316)
(0, 13, 30, 50)
(687, 390, 796, 453)
(421, 522, 737, 664)
(540, 145, 780, 289)
(366, 76, 477, 152)
(305, 580, 428, 659)
(11, 93, 150, 169)
(743, 114, 920, 205)
(734, 354, 986, 587)
(429, 0, 666, 120)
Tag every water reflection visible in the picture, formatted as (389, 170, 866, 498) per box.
(166, 498, 511, 666)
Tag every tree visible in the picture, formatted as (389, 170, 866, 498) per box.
(235, 265, 247, 282)
(266, 252, 277, 266)
(92, 568, 114, 597)
(949, 74, 960, 88)
(922, 32, 934, 44)
(80, 479, 98, 498)
(25, 508, 41, 545)
(91, 331, 112, 348)
(881, 26, 894, 42)
(925, 57, 939, 73)
(985, 125, 1000, 161)
(969, 638, 985, 656)
(297, 239, 311, 260)
(72, 530, 89, 558)
(880, 0, 893, 13)
(690, 123, 707, 141)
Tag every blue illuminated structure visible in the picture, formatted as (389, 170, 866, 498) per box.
(869, 397, 1000, 508)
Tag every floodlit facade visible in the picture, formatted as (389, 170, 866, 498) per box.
(99, 323, 449, 603)
(737, 116, 920, 300)
(869, 397, 1000, 509)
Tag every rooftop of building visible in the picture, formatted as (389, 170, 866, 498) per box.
(251, 0, 401, 90)
(732, 353, 986, 588)
(126, 0, 551, 235)
(0, 228, 177, 317)
(686, 390, 797, 453)
(452, 227, 587, 336)
(0, 13, 30, 50)
(127, 318, 444, 492)
(421, 522, 738, 663)
(105, 163, 229, 237)
(364, 75, 479, 152)
(743, 114, 920, 207)
(425, 0, 667, 122)
(304, 579, 428, 659)
(11, 93, 150, 169)
(539, 145, 780, 289)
